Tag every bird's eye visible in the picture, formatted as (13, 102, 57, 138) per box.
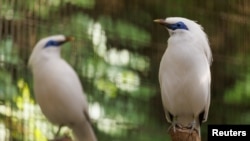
(174, 22, 188, 30)
(44, 40, 62, 48)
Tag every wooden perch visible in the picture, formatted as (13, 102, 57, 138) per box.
(48, 135, 73, 141)
(169, 126, 201, 141)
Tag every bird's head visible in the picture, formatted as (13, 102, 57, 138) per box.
(37, 35, 74, 49)
(154, 17, 204, 37)
(28, 35, 74, 68)
(154, 17, 212, 65)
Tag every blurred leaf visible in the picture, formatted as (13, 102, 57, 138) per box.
(67, 0, 95, 9)
(98, 16, 151, 49)
(0, 70, 18, 101)
(95, 78, 118, 98)
(0, 38, 19, 65)
(224, 72, 250, 104)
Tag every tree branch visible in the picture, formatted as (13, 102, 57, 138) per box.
(169, 127, 201, 141)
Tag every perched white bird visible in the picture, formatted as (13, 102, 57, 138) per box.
(28, 35, 97, 141)
(154, 17, 212, 136)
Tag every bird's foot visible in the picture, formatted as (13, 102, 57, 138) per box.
(167, 121, 179, 133)
(188, 120, 198, 134)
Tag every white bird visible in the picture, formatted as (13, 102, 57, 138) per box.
(154, 17, 212, 136)
(28, 35, 97, 141)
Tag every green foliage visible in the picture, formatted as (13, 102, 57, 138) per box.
(66, 0, 95, 9)
(95, 78, 118, 97)
(0, 70, 18, 101)
(224, 69, 250, 104)
(0, 38, 19, 65)
(98, 16, 151, 49)
(1, 0, 250, 141)
(0, 38, 19, 101)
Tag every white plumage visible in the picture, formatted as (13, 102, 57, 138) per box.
(154, 17, 212, 136)
(28, 35, 97, 141)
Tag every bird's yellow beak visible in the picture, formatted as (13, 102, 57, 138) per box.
(65, 36, 75, 42)
(154, 19, 167, 26)
(57, 36, 74, 45)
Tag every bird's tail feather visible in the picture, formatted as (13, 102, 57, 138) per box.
(71, 119, 97, 141)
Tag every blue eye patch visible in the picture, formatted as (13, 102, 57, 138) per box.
(44, 40, 65, 48)
(166, 21, 189, 30)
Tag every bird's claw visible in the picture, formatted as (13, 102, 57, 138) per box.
(190, 120, 195, 128)
(188, 120, 197, 134)
(167, 121, 177, 133)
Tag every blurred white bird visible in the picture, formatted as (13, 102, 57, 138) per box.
(28, 35, 97, 141)
(154, 17, 212, 136)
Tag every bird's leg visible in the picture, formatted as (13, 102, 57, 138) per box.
(55, 125, 63, 137)
(167, 116, 177, 133)
(188, 118, 196, 134)
(172, 117, 177, 132)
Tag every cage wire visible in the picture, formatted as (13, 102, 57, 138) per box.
(0, 0, 155, 141)
(1, 0, 250, 141)
(0, 0, 90, 141)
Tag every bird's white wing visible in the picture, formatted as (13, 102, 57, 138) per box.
(158, 55, 173, 123)
(201, 35, 213, 66)
(202, 73, 211, 123)
(200, 41, 212, 122)
(33, 59, 88, 123)
(160, 85, 173, 123)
